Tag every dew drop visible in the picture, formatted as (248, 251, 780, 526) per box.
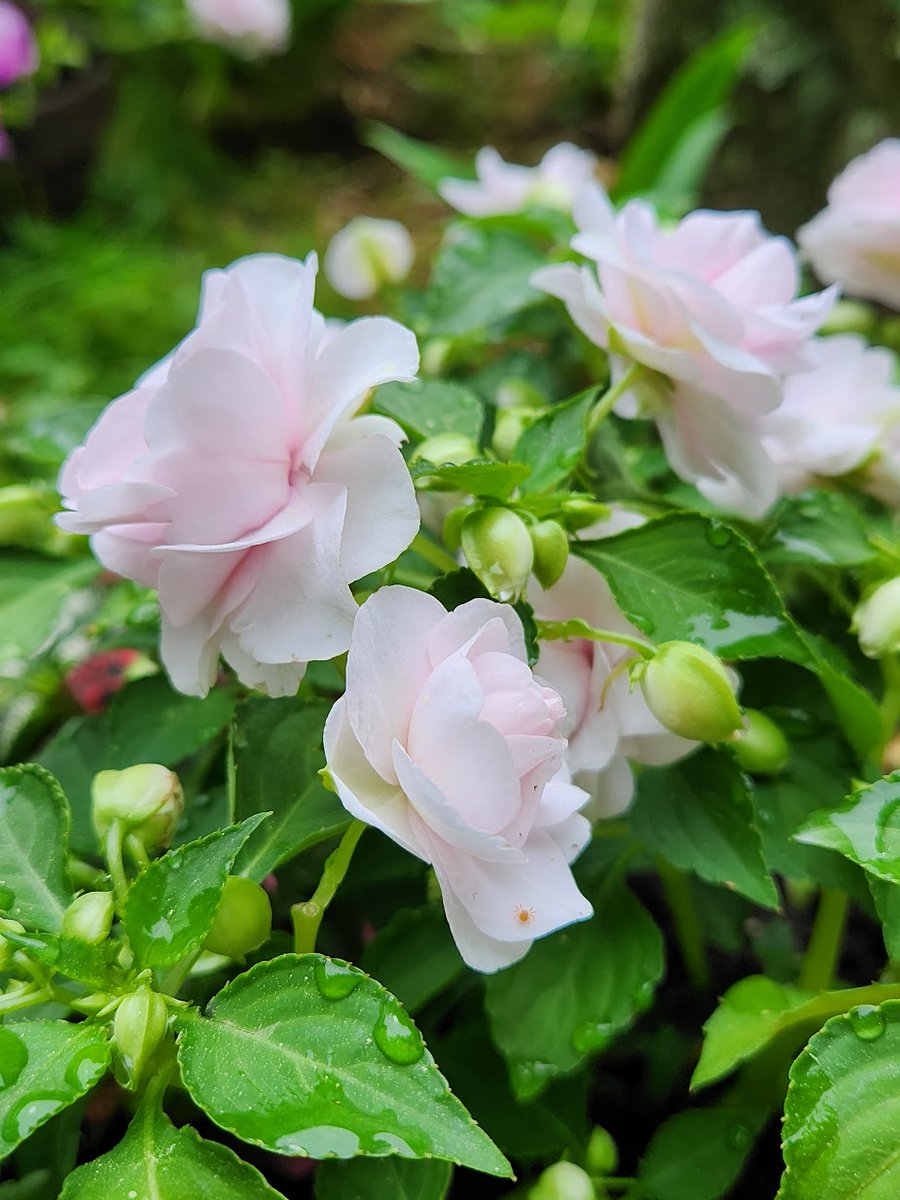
(373, 1002, 424, 1065)
(848, 1004, 886, 1042)
(706, 523, 733, 549)
(64, 1042, 109, 1090)
(0, 1028, 28, 1088)
(0, 885, 14, 910)
(728, 1124, 751, 1150)
(1, 1093, 68, 1144)
(314, 958, 362, 1000)
(572, 1020, 615, 1054)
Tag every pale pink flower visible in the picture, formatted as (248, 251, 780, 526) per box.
(530, 523, 694, 819)
(438, 142, 598, 218)
(324, 587, 592, 972)
(534, 184, 835, 519)
(761, 335, 900, 492)
(798, 140, 900, 310)
(57, 254, 420, 698)
(186, 0, 291, 55)
(324, 217, 414, 301)
(0, 2, 37, 89)
(862, 420, 900, 509)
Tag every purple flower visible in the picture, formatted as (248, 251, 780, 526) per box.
(0, 2, 37, 90)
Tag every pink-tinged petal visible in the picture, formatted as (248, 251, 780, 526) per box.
(474, 651, 564, 736)
(91, 525, 165, 589)
(159, 612, 222, 698)
(313, 423, 419, 580)
(534, 774, 591, 830)
(324, 697, 427, 860)
(57, 481, 173, 535)
(429, 828, 593, 943)
(392, 741, 522, 862)
(345, 586, 448, 784)
(303, 317, 419, 469)
(429, 600, 526, 666)
(58, 386, 156, 501)
(429, 871, 532, 972)
(156, 547, 247, 629)
(156, 489, 311, 556)
(438, 147, 533, 217)
(545, 811, 592, 861)
(531, 263, 610, 349)
(220, 635, 307, 697)
(657, 210, 768, 280)
(504, 733, 567, 779)
(405, 656, 522, 834)
(227, 482, 357, 666)
(581, 755, 636, 820)
(532, 642, 592, 740)
(714, 236, 799, 306)
(571, 179, 617, 238)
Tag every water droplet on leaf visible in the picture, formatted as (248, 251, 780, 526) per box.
(313, 958, 362, 1000)
(373, 1001, 424, 1065)
(706, 523, 733, 548)
(849, 1004, 886, 1041)
(0, 1028, 28, 1087)
(1, 1093, 68, 1144)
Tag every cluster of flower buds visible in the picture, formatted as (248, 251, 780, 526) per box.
(203, 876, 273, 960)
(460, 507, 570, 600)
(91, 764, 183, 855)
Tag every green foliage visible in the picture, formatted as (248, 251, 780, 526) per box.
(373, 379, 486, 444)
(315, 1157, 453, 1200)
(636, 1106, 765, 1200)
(0, 765, 73, 931)
(796, 773, 900, 884)
(514, 388, 598, 494)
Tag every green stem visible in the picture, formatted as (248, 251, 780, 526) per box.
(536, 618, 656, 659)
(105, 821, 129, 916)
(798, 888, 849, 991)
(656, 857, 710, 989)
(124, 833, 151, 871)
(158, 947, 204, 998)
(880, 653, 900, 745)
(411, 532, 459, 575)
(586, 364, 644, 437)
(292, 820, 366, 954)
(0, 986, 51, 1016)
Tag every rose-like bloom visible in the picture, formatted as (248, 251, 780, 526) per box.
(798, 140, 900, 310)
(863, 419, 900, 509)
(186, 0, 291, 55)
(0, 2, 37, 89)
(324, 217, 415, 301)
(57, 254, 420, 697)
(324, 586, 592, 972)
(530, 525, 694, 819)
(760, 335, 900, 492)
(438, 142, 598, 218)
(534, 184, 835, 519)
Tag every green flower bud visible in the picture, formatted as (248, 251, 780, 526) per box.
(853, 578, 900, 659)
(731, 709, 789, 775)
(560, 498, 612, 532)
(530, 520, 570, 589)
(412, 433, 479, 470)
(203, 876, 272, 959)
(113, 985, 169, 1089)
(495, 377, 547, 411)
(442, 503, 476, 553)
(62, 891, 114, 945)
(461, 507, 534, 601)
(819, 300, 876, 338)
(492, 406, 537, 460)
(640, 641, 742, 743)
(0, 485, 56, 549)
(530, 1161, 595, 1200)
(881, 316, 900, 354)
(0, 918, 26, 972)
(585, 1126, 618, 1176)
(91, 764, 183, 852)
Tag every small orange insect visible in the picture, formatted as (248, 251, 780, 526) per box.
(514, 905, 536, 925)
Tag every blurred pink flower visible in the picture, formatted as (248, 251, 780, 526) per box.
(58, 254, 420, 698)
(324, 587, 592, 972)
(0, 2, 37, 89)
(799, 139, 900, 310)
(761, 335, 900, 492)
(534, 184, 835, 519)
(439, 142, 598, 217)
(187, 0, 291, 55)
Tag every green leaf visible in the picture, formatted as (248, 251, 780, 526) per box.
(423, 227, 545, 337)
(575, 514, 805, 661)
(795, 772, 900, 884)
(315, 1157, 452, 1200)
(0, 764, 73, 931)
(485, 879, 663, 1099)
(177, 953, 511, 1177)
(124, 815, 268, 969)
(637, 1106, 765, 1200)
(614, 23, 754, 206)
(410, 459, 529, 500)
(0, 1171, 53, 1199)
(513, 388, 597, 494)
(778, 1001, 900, 1199)
(362, 122, 470, 191)
(0, 1021, 110, 1161)
(631, 750, 778, 908)
(0, 556, 99, 666)
(692, 976, 813, 1090)
(372, 379, 485, 443)
(231, 697, 348, 882)
(59, 1091, 283, 1199)
(870, 877, 900, 959)
(37, 676, 238, 855)
(361, 908, 464, 1015)
(762, 491, 876, 567)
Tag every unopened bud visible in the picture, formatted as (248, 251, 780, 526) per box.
(92, 764, 183, 852)
(62, 891, 114, 945)
(323, 216, 414, 300)
(530, 520, 570, 589)
(412, 433, 479, 474)
(639, 641, 742, 743)
(560, 498, 612, 532)
(461, 507, 534, 601)
(853, 578, 900, 659)
(113, 985, 169, 1089)
(0, 919, 26, 972)
(203, 876, 272, 959)
(731, 709, 789, 775)
(0, 485, 56, 548)
(820, 300, 876, 338)
(585, 1126, 618, 1176)
(530, 1161, 595, 1200)
(492, 407, 537, 460)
